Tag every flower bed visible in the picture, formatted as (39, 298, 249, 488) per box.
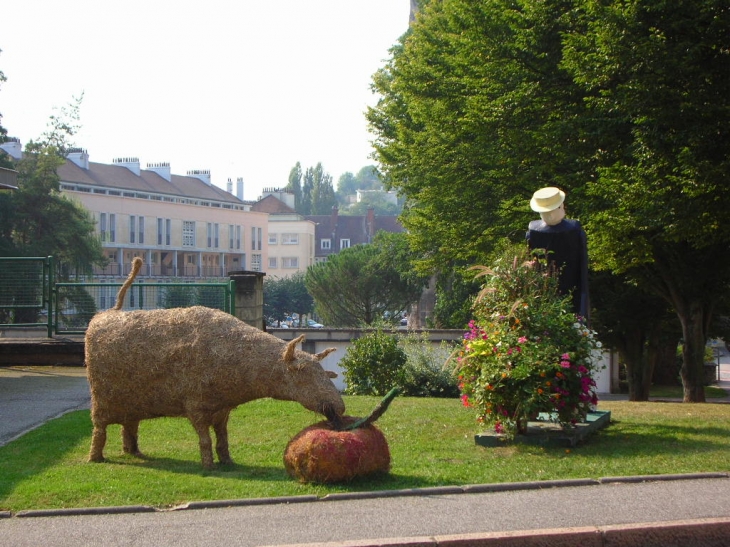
(457, 248, 603, 438)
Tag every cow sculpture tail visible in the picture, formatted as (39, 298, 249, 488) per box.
(113, 257, 143, 310)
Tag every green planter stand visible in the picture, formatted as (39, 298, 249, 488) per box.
(475, 410, 611, 448)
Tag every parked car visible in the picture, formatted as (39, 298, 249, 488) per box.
(307, 319, 324, 328)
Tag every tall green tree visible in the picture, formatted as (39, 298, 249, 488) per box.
(561, 0, 730, 402)
(368, 0, 593, 272)
(300, 166, 313, 215)
(309, 162, 337, 215)
(367, 0, 730, 401)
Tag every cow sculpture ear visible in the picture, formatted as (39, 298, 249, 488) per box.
(283, 334, 306, 363)
(315, 347, 336, 361)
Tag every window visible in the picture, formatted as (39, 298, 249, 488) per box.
(268, 257, 278, 268)
(109, 214, 116, 243)
(207, 223, 218, 248)
(282, 233, 299, 245)
(269, 233, 278, 245)
(251, 227, 262, 251)
(321, 238, 331, 250)
(158, 218, 171, 246)
(130, 215, 136, 243)
(251, 253, 262, 272)
(100, 213, 107, 242)
(340, 239, 351, 250)
(282, 257, 299, 269)
(228, 228, 241, 250)
(183, 221, 196, 247)
(139, 216, 145, 244)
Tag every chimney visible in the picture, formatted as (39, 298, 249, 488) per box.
(66, 147, 89, 169)
(331, 204, 339, 228)
(0, 137, 22, 159)
(113, 157, 141, 176)
(366, 207, 375, 242)
(227, 178, 233, 193)
(236, 177, 244, 200)
(187, 169, 211, 186)
(147, 162, 171, 182)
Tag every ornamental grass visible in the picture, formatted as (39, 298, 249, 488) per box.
(456, 248, 602, 437)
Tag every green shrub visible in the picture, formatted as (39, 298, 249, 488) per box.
(340, 329, 407, 396)
(400, 333, 460, 398)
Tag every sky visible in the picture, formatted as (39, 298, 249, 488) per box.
(1, 0, 411, 201)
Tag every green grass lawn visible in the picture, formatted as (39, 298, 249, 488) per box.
(1, 395, 730, 512)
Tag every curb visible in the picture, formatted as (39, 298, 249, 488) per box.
(7, 472, 728, 518)
(269, 517, 730, 547)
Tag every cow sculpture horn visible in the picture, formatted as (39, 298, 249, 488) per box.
(283, 334, 306, 363)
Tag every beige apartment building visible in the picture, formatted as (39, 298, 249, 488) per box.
(59, 150, 271, 280)
(252, 191, 316, 278)
(1, 141, 274, 280)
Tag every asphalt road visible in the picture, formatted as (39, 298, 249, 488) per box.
(1, 477, 730, 546)
(0, 366, 90, 447)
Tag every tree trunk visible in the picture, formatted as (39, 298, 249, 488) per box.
(679, 300, 707, 403)
(620, 330, 652, 401)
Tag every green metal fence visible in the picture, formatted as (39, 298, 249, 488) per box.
(0, 257, 54, 337)
(54, 281, 236, 335)
(0, 256, 235, 336)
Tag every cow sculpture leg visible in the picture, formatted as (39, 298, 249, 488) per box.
(121, 420, 143, 457)
(190, 415, 216, 469)
(89, 421, 108, 462)
(212, 409, 232, 465)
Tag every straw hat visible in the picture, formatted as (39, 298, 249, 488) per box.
(530, 187, 565, 212)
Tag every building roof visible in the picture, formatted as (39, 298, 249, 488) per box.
(251, 194, 297, 214)
(307, 207, 404, 257)
(56, 159, 244, 206)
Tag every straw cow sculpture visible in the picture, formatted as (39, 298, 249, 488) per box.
(85, 258, 345, 469)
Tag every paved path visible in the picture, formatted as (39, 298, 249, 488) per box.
(0, 366, 90, 447)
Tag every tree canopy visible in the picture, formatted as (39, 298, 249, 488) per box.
(0, 95, 106, 275)
(286, 162, 337, 215)
(367, 0, 730, 401)
(305, 232, 426, 327)
(263, 272, 314, 326)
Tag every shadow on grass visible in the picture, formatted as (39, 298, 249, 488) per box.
(567, 419, 730, 458)
(108, 454, 440, 493)
(0, 409, 92, 503)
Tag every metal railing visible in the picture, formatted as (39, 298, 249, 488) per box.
(0, 256, 234, 336)
(0, 257, 54, 337)
(53, 281, 235, 335)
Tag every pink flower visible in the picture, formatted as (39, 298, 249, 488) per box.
(518, 336, 528, 344)
(461, 394, 470, 407)
(495, 422, 504, 434)
(561, 353, 571, 360)
(560, 361, 571, 369)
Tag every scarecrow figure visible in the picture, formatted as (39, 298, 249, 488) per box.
(527, 187, 590, 320)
